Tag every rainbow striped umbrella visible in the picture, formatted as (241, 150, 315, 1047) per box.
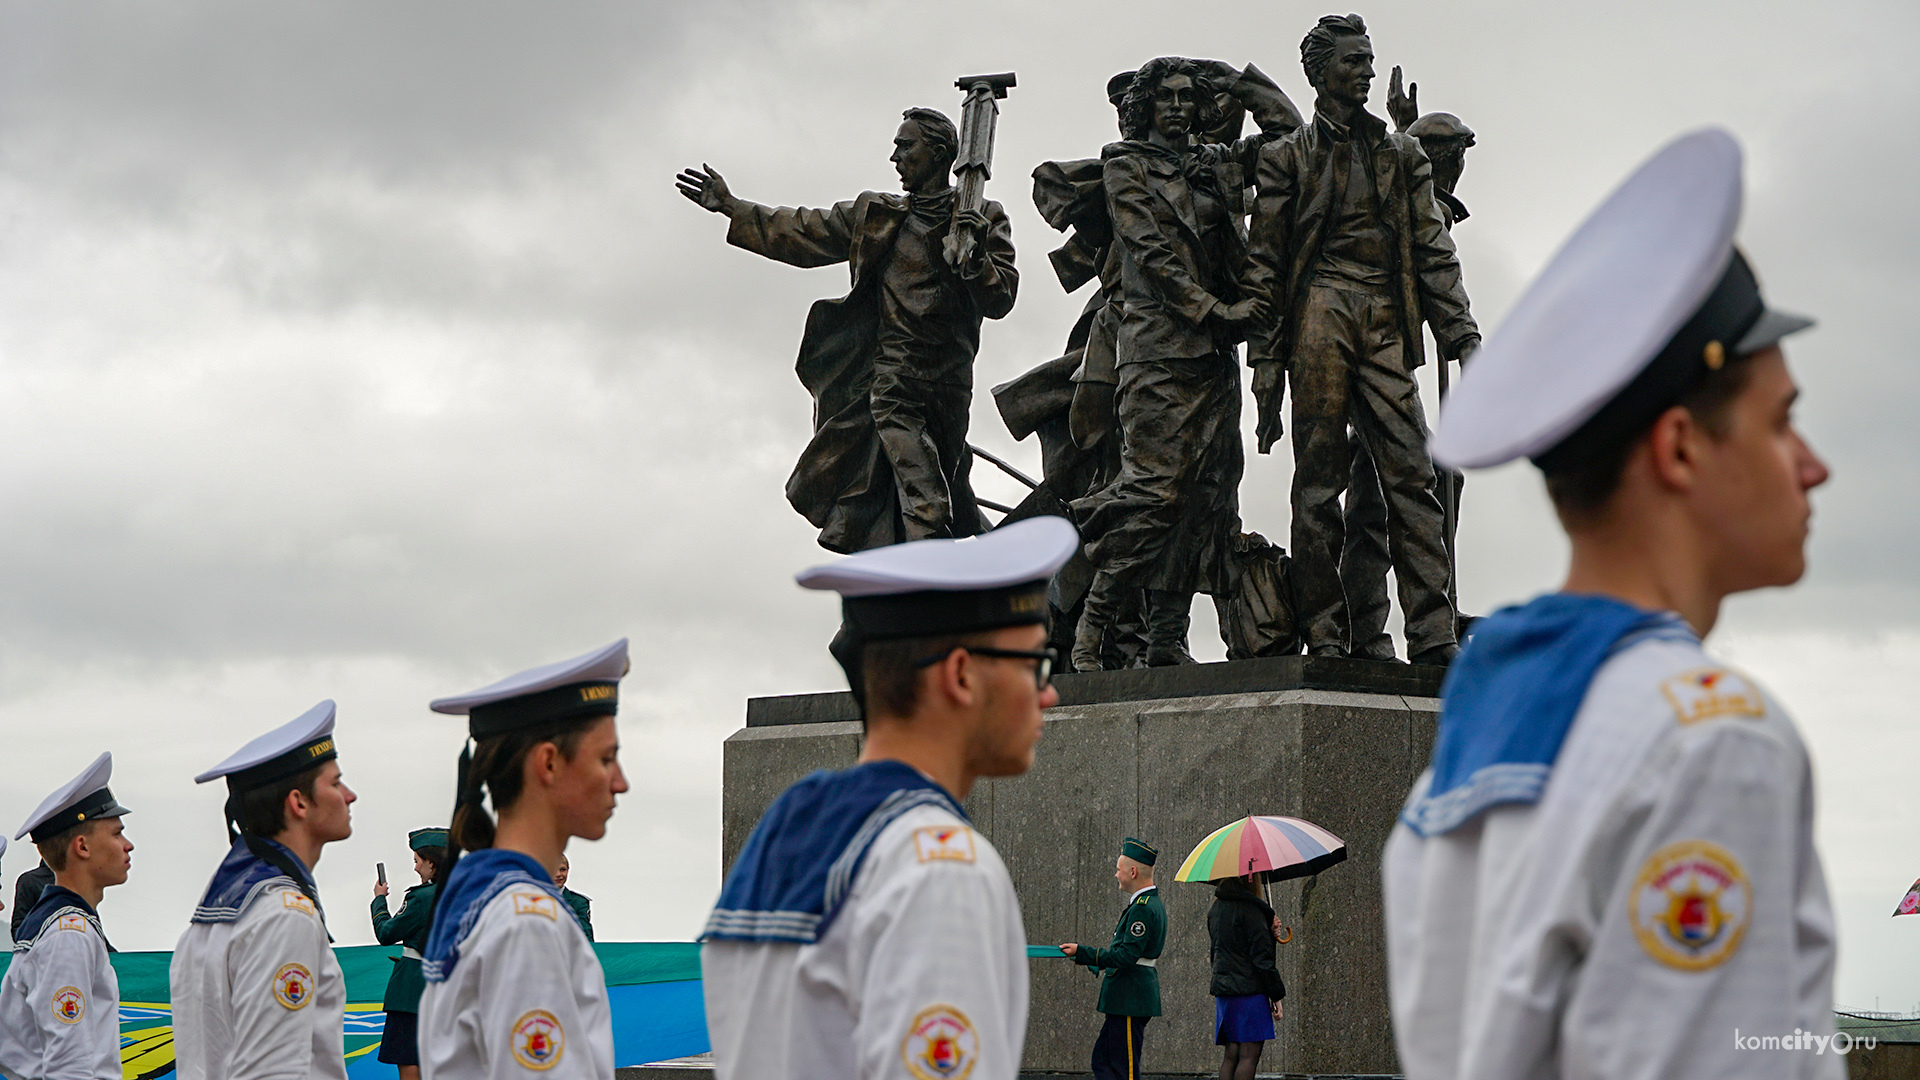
(1175, 815, 1348, 884)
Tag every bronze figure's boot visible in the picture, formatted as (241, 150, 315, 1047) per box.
(1144, 589, 1195, 667)
(1073, 570, 1121, 672)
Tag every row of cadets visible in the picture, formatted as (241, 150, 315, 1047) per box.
(0, 754, 134, 1080)
(701, 515, 1079, 1080)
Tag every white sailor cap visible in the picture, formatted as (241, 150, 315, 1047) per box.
(430, 639, 628, 738)
(1432, 127, 1813, 472)
(16, 751, 132, 843)
(195, 700, 338, 793)
(799, 516, 1079, 702)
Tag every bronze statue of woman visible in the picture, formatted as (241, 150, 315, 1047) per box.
(1071, 57, 1294, 669)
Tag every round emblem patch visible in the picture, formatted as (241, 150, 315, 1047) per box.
(52, 986, 85, 1024)
(1630, 840, 1752, 970)
(272, 963, 313, 1010)
(901, 1004, 978, 1080)
(1131, 921, 1146, 937)
(511, 1010, 565, 1070)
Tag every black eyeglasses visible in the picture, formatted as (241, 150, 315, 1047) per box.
(913, 646, 1058, 690)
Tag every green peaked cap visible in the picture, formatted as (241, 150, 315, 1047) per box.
(1121, 837, 1158, 866)
(409, 827, 449, 851)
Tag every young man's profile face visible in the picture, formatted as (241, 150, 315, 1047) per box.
(296, 761, 357, 845)
(966, 622, 1058, 779)
(1690, 346, 1830, 594)
(79, 818, 134, 888)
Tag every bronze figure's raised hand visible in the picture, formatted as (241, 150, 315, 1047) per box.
(674, 164, 737, 216)
(1387, 65, 1419, 133)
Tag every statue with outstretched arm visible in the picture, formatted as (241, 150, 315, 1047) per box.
(675, 105, 1017, 553)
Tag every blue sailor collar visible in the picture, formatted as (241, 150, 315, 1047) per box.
(422, 848, 563, 983)
(702, 760, 965, 945)
(1401, 593, 1695, 838)
(12, 885, 101, 952)
(192, 836, 318, 924)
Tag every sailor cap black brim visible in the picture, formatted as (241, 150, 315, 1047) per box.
(16, 751, 133, 843)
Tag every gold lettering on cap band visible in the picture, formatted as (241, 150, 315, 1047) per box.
(307, 738, 335, 759)
(580, 686, 616, 702)
(1703, 340, 1725, 370)
(1009, 592, 1045, 614)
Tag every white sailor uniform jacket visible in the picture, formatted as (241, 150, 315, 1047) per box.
(701, 761, 1029, 1080)
(169, 840, 346, 1080)
(418, 849, 613, 1080)
(1383, 617, 1840, 1079)
(0, 888, 121, 1080)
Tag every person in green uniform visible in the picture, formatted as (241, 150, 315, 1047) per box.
(554, 853, 594, 941)
(1061, 837, 1167, 1080)
(371, 827, 448, 1080)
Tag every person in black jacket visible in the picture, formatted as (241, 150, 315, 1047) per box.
(1207, 875, 1285, 1080)
(9, 860, 55, 941)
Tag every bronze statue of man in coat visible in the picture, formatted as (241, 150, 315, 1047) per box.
(676, 108, 1018, 553)
(1245, 14, 1479, 665)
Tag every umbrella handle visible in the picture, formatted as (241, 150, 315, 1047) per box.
(1276, 925, 1292, 945)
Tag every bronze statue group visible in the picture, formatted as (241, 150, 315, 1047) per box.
(679, 14, 1485, 674)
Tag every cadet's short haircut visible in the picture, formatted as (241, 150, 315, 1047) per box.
(1300, 13, 1369, 89)
(1544, 352, 1760, 522)
(35, 820, 95, 873)
(862, 630, 999, 721)
(901, 108, 959, 173)
(233, 762, 327, 840)
(1118, 57, 1223, 143)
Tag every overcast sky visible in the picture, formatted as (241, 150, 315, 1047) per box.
(1, 0, 1916, 1012)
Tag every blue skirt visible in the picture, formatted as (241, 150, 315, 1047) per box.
(1215, 993, 1274, 1044)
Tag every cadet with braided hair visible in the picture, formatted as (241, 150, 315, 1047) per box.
(418, 640, 631, 1080)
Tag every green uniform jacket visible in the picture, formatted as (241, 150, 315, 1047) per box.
(371, 882, 436, 1013)
(562, 888, 594, 941)
(1072, 886, 1166, 1016)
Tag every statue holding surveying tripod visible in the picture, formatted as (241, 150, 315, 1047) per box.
(675, 76, 1019, 554)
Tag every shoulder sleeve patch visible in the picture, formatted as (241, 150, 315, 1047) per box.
(901, 1004, 978, 1080)
(281, 891, 317, 916)
(912, 825, 977, 864)
(1660, 667, 1766, 725)
(512, 892, 558, 920)
(1130, 920, 1147, 938)
(272, 963, 313, 1009)
(55, 914, 89, 933)
(511, 1009, 566, 1070)
(1629, 839, 1752, 970)
(52, 986, 86, 1024)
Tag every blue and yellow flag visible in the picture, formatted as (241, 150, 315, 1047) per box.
(0, 943, 709, 1078)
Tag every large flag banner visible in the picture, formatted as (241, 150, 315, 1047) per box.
(0, 943, 709, 1078)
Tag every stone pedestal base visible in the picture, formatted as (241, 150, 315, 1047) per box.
(721, 659, 1439, 1077)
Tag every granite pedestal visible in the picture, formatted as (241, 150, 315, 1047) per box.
(721, 657, 1440, 1077)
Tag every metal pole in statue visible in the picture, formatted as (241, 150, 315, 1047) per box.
(1438, 357, 1458, 610)
(944, 72, 1016, 269)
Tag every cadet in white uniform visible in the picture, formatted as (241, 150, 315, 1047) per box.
(171, 701, 358, 1080)
(1382, 128, 1839, 1080)
(0, 753, 134, 1080)
(418, 639, 631, 1080)
(702, 516, 1079, 1080)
